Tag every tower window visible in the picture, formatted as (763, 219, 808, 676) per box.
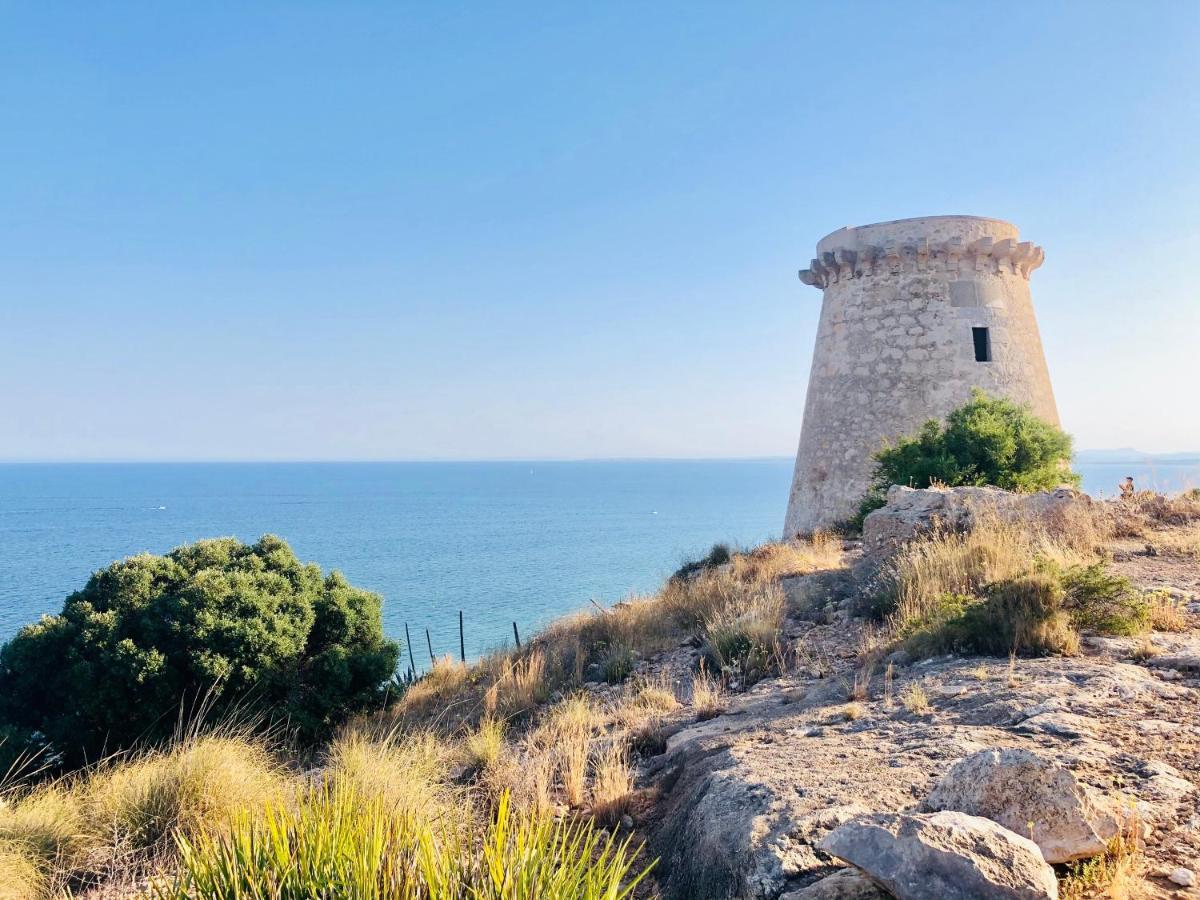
(972, 327, 992, 362)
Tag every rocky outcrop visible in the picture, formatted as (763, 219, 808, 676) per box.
(638, 530, 1199, 899)
(861, 485, 1090, 559)
(778, 868, 890, 899)
(924, 748, 1122, 863)
(818, 811, 1059, 900)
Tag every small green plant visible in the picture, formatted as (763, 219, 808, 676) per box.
(672, 543, 733, 581)
(603, 645, 635, 684)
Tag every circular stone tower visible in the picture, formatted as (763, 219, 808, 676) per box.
(784, 215, 1059, 536)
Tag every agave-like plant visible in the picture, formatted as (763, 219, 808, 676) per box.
(153, 786, 654, 899)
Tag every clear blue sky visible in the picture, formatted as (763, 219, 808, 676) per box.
(2, 2, 1197, 461)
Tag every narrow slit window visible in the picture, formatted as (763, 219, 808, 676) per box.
(972, 326, 991, 362)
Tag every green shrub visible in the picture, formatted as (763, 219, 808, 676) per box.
(901, 575, 1077, 657)
(602, 645, 634, 684)
(155, 788, 653, 899)
(0, 536, 400, 766)
(868, 389, 1079, 500)
(1060, 562, 1149, 635)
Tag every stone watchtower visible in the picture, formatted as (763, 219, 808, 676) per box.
(784, 216, 1060, 535)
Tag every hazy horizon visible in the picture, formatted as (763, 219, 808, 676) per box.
(3, 3, 1198, 461)
(3, 448, 1199, 465)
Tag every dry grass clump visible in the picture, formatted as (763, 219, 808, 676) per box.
(0, 782, 85, 874)
(325, 726, 452, 821)
(463, 717, 507, 772)
(1129, 491, 1200, 527)
(557, 731, 591, 809)
(590, 742, 633, 829)
(0, 841, 43, 899)
(0, 733, 285, 896)
(1151, 523, 1200, 559)
(1059, 813, 1143, 900)
(534, 694, 601, 747)
(382, 535, 841, 735)
(1147, 592, 1189, 632)
(699, 581, 785, 682)
(900, 681, 930, 715)
(874, 518, 1078, 626)
(840, 703, 865, 722)
(690, 664, 725, 721)
(394, 655, 471, 721)
(613, 675, 678, 730)
(484, 650, 550, 717)
(876, 515, 1181, 658)
(1113, 490, 1200, 538)
(82, 735, 285, 855)
(729, 533, 841, 583)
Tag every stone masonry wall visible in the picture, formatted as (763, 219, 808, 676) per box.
(784, 216, 1060, 535)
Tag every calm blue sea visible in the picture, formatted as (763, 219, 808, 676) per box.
(1, 460, 1197, 664)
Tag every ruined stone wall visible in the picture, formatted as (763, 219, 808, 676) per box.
(784, 216, 1060, 535)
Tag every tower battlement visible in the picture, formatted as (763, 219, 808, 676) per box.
(784, 215, 1060, 535)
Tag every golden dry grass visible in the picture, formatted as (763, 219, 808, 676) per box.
(690, 663, 725, 721)
(0, 782, 84, 873)
(1059, 813, 1143, 900)
(840, 703, 865, 722)
(393, 655, 471, 722)
(462, 717, 507, 771)
(728, 532, 842, 583)
(483, 650, 550, 718)
(0, 841, 43, 900)
(532, 694, 601, 748)
(900, 681, 930, 715)
(0, 733, 285, 896)
(1152, 524, 1200, 559)
(381, 535, 842, 734)
(589, 742, 633, 829)
(82, 735, 285, 854)
(556, 731, 591, 809)
(1147, 592, 1189, 632)
(325, 726, 452, 821)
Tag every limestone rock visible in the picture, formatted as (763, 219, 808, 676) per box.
(862, 485, 1089, 559)
(925, 748, 1121, 863)
(1014, 711, 1095, 740)
(818, 811, 1058, 900)
(1168, 867, 1195, 887)
(780, 868, 891, 899)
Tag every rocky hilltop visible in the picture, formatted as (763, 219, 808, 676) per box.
(607, 488, 1200, 899)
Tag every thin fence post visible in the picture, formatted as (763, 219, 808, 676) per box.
(512, 621, 521, 649)
(404, 622, 417, 678)
(426, 628, 435, 667)
(459, 610, 466, 663)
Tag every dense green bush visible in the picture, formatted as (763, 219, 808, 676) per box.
(0, 536, 400, 766)
(855, 390, 1079, 524)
